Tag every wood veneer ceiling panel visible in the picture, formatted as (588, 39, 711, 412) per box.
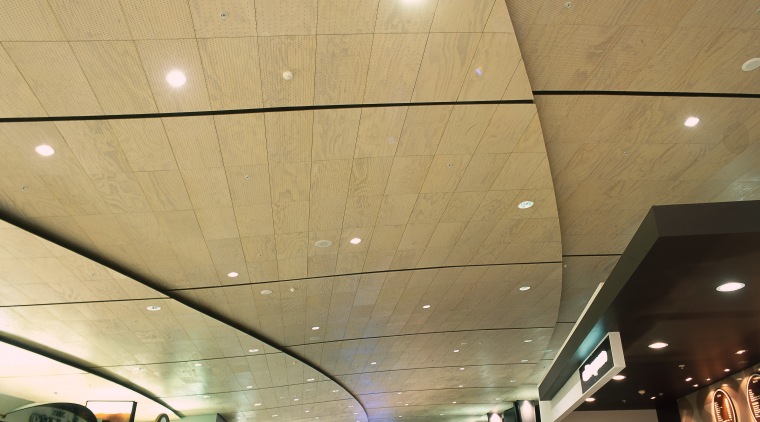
(507, 0, 760, 93)
(538, 95, 760, 255)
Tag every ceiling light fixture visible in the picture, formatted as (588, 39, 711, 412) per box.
(370, 362, 377, 365)
(311, 326, 320, 330)
(203, 395, 210, 399)
(686, 377, 692, 382)
(332, 390, 339, 393)
(585, 398, 595, 402)
(254, 403, 261, 406)
(227, 271, 238, 278)
(350, 237, 362, 244)
(249, 348, 259, 353)
(166, 70, 187, 87)
(524, 339, 532, 343)
(459, 367, 465, 371)
(737, 349, 747, 354)
(307, 378, 315, 381)
(648, 342, 668, 349)
(452, 401, 456, 404)
(453, 349, 460, 353)
(724, 369, 730, 372)
(742, 58, 760, 72)
(194, 363, 202, 367)
(422, 305, 431, 309)
(716, 282, 745, 292)
(521, 359, 529, 363)
(282, 70, 294, 80)
(146, 305, 162, 311)
(612, 375, 626, 381)
(684, 116, 700, 127)
(519, 286, 531, 291)
(693, 384, 698, 387)
(246, 385, 252, 389)
(518, 200, 534, 209)
(315, 239, 332, 248)
(35, 145, 55, 156)
(261, 289, 272, 295)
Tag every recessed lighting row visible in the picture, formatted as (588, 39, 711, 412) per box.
(315, 238, 362, 248)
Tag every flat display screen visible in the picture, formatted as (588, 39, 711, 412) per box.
(747, 373, 760, 422)
(713, 389, 737, 422)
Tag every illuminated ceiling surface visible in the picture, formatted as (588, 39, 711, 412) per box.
(0, 1, 758, 421)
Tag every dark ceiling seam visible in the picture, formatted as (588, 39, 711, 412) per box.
(561, 253, 622, 258)
(0, 332, 184, 417)
(0, 213, 370, 417)
(357, 385, 527, 396)
(0, 99, 534, 123)
(166, 260, 562, 292)
(533, 90, 760, 99)
(330, 363, 537, 378)
(0, 297, 167, 308)
(284, 326, 557, 347)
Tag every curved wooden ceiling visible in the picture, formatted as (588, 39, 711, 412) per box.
(0, 1, 758, 422)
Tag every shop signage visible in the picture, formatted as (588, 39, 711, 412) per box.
(747, 373, 760, 422)
(713, 389, 737, 422)
(578, 336, 614, 393)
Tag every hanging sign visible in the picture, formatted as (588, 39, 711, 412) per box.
(747, 373, 760, 422)
(578, 336, 614, 393)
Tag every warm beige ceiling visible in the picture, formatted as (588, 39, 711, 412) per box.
(0, 1, 758, 422)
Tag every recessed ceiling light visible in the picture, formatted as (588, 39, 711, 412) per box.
(612, 375, 626, 381)
(227, 271, 239, 278)
(518, 200, 534, 209)
(475, 67, 484, 75)
(524, 339, 532, 343)
(397, 392, 402, 395)
(742, 58, 760, 72)
(736, 349, 747, 354)
(650, 396, 655, 400)
(585, 397, 595, 402)
(146, 305, 162, 311)
(404, 403, 408, 406)
(716, 282, 745, 292)
(453, 349, 459, 353)
(249, 348, 259, 353)
(282, 70, 294, 80)
(458, 385, 463, 388)
(312, 326, 320, 330)
(519, 286, 531, 291)
(693, 384, 699, 387)
(315, 239, 332, 248)
(370, 362, 377, 365)
(194, 363, 202, 367)
(203, 395, 210, 399)
(272, 415, 277, 418)
(510, 379, 516, 383)
(305, 410, 309, 413)
(706, 378, 711, 381)
(166, 70, 187, 87)
(684, 116, 700, 127)
(294, 398, 299, 401)
(459, 367, 465, 371)
(261, 289, 272, 295)
(350, 237, 362, 244)
(35, 144, 55, 156)
(521, 359, 529, 363)
(254, 403, 261, 406)
(648, 342, 668, 349)
(452, 401, 456, 404)
(332, 390, 339, 393)
(724, 369, 730, 372)
(422, 305, 431, 309)
(307, 378, 315, 381)
(685, 377, 692, 382)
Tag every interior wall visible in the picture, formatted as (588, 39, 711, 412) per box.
(0, 393, 32, 414)
(562, 409, 658, 422)
(678, 363, 760, 421)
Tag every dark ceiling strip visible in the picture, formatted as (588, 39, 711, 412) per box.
(0, 333, 184, 417)
(0, 296, 167, 308)
(330, 363, 536, 378)
(533, 90, 760, 99)
(561, 253, 622, 258)
(357, 386, 529, 396)
(166, 260, 562, 292)
(284, 326, 557, 347)
(0, 99, 534, 123)
(0, 214, 369, 416)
